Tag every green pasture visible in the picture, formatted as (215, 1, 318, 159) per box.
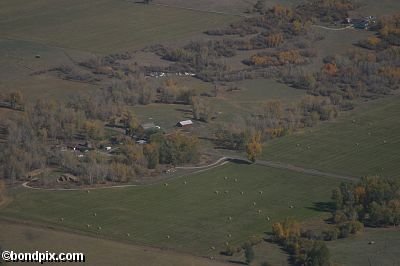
(262, 96, 400, 178)
(133, 103, 191, 130)
(232, 78, 306, 103)
(328, 228, 400, 266)
(1, 163, 341, 255)
(0, 221, 228, 266)
(0, 0, 236, 54)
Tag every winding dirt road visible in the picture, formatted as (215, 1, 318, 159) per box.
(21, 156, 358, 191)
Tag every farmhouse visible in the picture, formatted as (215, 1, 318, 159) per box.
(176, 120, 193, 127)
(344, 16, 376, 30)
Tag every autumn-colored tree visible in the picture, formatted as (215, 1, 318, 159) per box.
(271, 218, 301, 243)
(246, 132, 262, 162)
(272, 4, 293, 18)
(109, 162, 130, 182)
(367, 36, 381, 47)
(262, 100, 283, 122)
(154, 132, 199, 165)
(277, 50, 302, 64)
(292, 20, 303, 34)
(322, 63, 338, 76)
(9, 91, 24, 110)
(332, 176, 400, 227)
(250, 54, 274, 66)
(122, 110, 139, 136)
(192, 96, 213, 122)
(380, 67, 400, 82)
(143, 143, 159, 169)
(121, 142, 145, 165)
(265, 33, 284, 47)
(83, 120, 104, 140)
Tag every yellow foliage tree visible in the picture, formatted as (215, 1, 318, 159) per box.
(292, 20, 303, 34)
(246, 132, 262, 162)
(367, 36, 381, 47)
(272, 219, 301, 243)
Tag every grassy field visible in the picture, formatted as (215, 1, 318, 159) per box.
(230, 79, 306, 104)
(0, 0, 237, 54)
(262, 96, 400, 178)
(132, 78, 305, 130)
(0, 38, 97, 101)
(353, 0, 400, 15)
(154, 0, 302, 13)
(1, 163, 341, 256)
(133, 103, 192, 130)
(328, 228, 400, 266)
(0, 221, 231, 266)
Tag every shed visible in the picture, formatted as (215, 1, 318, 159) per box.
(176, 120, 193, 127)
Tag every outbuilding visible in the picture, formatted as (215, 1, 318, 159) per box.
(176, 120, 193, 127)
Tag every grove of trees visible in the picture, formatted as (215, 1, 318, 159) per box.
(332, 176, 400, 227)
(0, 90, 200, 186)
(272, 219, 332, 266)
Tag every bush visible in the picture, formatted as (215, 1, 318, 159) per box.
(242, 235, 263, 248)
(322, 228, 339, 241)
(221, 245, 239, 256)
(302, 229, 322, 240)
(337, 221, 363, 238)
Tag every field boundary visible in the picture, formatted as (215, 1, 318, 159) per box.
(255, 160, 359, 181)
(128, 1, 249, 18)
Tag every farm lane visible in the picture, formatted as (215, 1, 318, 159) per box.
(21, 156, 358, 191)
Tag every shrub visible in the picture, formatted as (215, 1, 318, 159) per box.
(322, 228, 339, 241)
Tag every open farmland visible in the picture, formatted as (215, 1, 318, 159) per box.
(0, 220, 231, 266)
(133, 103, 193, 131)
(0, 163, 341, 256)
(352, 0, 400, 16)
(328, 228, 400, 266)
(228, 79, 306, 104)
(262, 96, 400, 178)
(0, 0, 237, 54)
(153, 0, 302, 13)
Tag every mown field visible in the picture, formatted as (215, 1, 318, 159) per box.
(0, 0, 237, 54)
(353, 0, 400, 15)
(0, 221, 231, 266)
(1, 163, 341, 256)
(154, 0, 301, 13)
(262, 96, 400, 178)
(328, 228, 400, 266)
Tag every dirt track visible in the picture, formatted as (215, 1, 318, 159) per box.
(21, 156, 358, 191)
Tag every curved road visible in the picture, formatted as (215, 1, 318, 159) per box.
(21, 156, 358, 191)
(311, 25, 353, 31)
